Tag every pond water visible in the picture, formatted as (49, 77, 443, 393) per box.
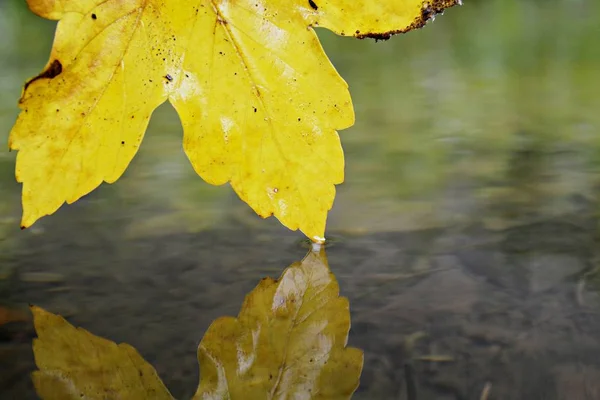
(1, 0, 600, 399)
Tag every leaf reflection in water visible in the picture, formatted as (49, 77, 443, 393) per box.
(30, 246, 364, 400)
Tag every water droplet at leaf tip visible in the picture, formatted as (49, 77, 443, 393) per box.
(311, 237, 325, 251)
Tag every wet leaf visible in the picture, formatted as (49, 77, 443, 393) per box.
(194, 245, 363, 399)
(9, 0, 459, 241)
(30, 305, 174, 400)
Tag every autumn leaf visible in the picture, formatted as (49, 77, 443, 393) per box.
(30, 246, 363, 399)
(9, 0, 460, 241)
(30, 305, 174, 400)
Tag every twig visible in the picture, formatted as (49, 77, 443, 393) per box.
(480, 382, 492, 400)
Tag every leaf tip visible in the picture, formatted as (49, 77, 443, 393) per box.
(29, 304, 45, 319)
(20, 216, 32, 230)
(312, 235, 326, 245)
(20, 210, 39, 230)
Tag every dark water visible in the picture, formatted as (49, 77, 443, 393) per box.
(2, 0, 600, 399)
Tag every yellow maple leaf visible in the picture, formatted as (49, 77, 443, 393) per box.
(30, 246, 363, 399)
(9, 0, 460, 241)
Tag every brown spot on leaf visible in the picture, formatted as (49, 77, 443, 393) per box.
(23, 59, 63, 91)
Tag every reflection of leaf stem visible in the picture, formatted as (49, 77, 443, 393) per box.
(480, 382, 492, 400)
